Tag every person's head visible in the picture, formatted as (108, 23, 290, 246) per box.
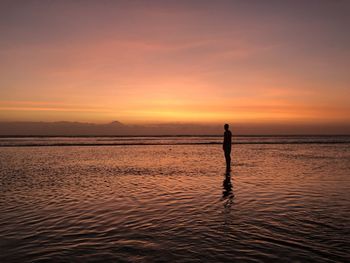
(224, 124, 229, 131)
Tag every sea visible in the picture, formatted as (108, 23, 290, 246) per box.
(0, 136, 349, 262)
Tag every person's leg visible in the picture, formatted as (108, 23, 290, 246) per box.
(225, 151, 231, 171)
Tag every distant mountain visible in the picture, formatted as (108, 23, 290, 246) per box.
(0, 121, 221, 136)
(0, 121, 349, 136)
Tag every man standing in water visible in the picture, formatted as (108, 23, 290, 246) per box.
(223, 124, 232, 173)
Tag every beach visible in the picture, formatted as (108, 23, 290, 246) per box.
(0, 136, 349, 262)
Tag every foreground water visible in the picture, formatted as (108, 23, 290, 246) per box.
(0, 137, 349, 262)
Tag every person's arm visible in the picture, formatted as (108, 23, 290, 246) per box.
(223, 132, 226, 150)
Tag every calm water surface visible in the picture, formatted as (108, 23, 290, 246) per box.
(0, 137, 350, 262)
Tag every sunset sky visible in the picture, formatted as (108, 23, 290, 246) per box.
(0, 0, 349, 127)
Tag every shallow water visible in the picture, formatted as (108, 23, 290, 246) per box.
(1, 139, 350, 262)
(1, 135, 349, 147)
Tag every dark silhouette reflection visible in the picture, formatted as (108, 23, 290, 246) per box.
(223, 123, 232, 173)
(222, 171, 234, 228)
(222, 172, 234, 200)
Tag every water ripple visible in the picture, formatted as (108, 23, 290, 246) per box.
(0, 144, 349, 262)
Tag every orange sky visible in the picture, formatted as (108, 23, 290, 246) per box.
(0, 1, 349, 127)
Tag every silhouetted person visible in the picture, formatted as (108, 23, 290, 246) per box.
(223, 123, 232, 173)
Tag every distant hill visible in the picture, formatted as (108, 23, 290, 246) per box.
(0, 121, 221, 136)
(0, 121, 349, 136)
